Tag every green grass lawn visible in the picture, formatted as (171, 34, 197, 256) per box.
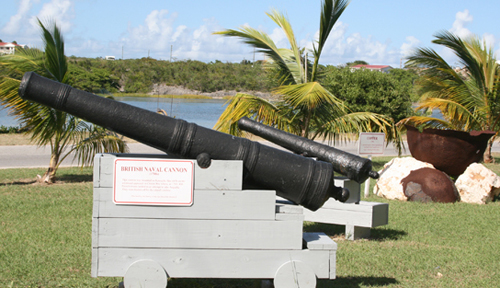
(1, 157, 499, 287)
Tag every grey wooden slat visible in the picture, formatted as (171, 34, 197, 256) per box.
(95, 188, 277, 220)
(304, 203, 387, 227)
(91, 248, 98, 278)
(95, 248, 333, 279)
(194, 160, 242, 190)
(97, 218, 303, 250)
(303, 232, 337, 250)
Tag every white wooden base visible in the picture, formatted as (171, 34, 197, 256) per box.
(301, 178, 389, 240)
(92, 154, 338, 287)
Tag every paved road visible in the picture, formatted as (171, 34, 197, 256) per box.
(0, 140, 499, 169)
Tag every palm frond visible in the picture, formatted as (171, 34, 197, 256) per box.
(213, 93, 293, 136)
(266, 9, 305, 83)
(318, 111, 403, 154)
(311, 0, 350, 81)
(272, 81, 344, 111)
(63, 122, 129, 168)
(38, 19, 68, 83)
(214, 26, 303, 84)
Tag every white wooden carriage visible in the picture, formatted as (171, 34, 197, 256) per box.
(301, 177, 389, 240)
(91, 153, 337, 288)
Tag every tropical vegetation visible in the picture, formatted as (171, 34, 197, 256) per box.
(402, 31, 500, 162)
(212, 0, 402, 150)
(322, 66, 417, 123)
(0, 20, 128, 183)
(67, 57, 272, 94)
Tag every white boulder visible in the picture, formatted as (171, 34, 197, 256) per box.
(455, 163, 500, 204)
(373, 157, 434, 200)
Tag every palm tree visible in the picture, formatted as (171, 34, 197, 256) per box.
(0, 19, 128, 183)
(213, 0, 401, 149)
(402, 31, 500, 162)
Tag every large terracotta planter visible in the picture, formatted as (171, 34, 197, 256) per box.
(405, 125, 495, 177)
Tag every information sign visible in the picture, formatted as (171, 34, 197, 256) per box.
(358, 132, 385, 155)
(113, 158, 194, 206)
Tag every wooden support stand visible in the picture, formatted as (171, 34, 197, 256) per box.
(92, 153, 337, 288)
(302, 177, 389, 240)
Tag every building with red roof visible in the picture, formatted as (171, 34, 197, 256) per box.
(0, 42, 27, 55)
(350, 64, 393, 73)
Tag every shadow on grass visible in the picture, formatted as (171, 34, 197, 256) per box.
(304, 222, 407, 241)
(0, 179, 37, 186)
(318, 276, 398, 287)
(129, 276, 398, 287)
(0, 173, 92, 186)
(57, 173, 93, 183)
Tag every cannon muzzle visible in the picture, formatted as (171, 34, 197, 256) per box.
(238, 117, 379, 183)
(18, 72, 350, 211)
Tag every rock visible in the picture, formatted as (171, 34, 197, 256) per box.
(373, 157, 434, 200)
(455, 163, 500, 204)
(401, 167, 459, 203)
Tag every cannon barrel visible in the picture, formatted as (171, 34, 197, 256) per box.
(18, 72, 349, 211)
(238, 117, 379, 183)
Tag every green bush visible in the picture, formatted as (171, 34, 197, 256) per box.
(322, 67, 416, 123)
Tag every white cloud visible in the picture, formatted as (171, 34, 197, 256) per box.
(450, 9, 473, 39)
(400, 36, 421, 58)
(120, 11, 249, 61)
(29, 0, 75, 34)
(1, 0, 37, 35)
(316, 21, 402, 66)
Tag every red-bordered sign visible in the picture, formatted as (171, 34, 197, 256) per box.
(113, 158, 194, 206)
(358, 132, 385, 155)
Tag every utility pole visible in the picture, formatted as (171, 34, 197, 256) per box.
(170, 45, 173, 62)
(122, 45, 124, 60)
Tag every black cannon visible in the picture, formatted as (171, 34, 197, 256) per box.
(18, 72, 374, 211)
(238, 117, 379, 183)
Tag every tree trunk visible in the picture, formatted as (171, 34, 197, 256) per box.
(483, 139, 495, 163)
(38, 154, 59, 183)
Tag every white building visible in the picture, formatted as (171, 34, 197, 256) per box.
(0, 42, 27, 55)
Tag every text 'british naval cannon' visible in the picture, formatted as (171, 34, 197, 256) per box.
(19, 72, 377, 211)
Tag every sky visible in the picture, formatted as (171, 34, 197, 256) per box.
(1, 0, 499, 68)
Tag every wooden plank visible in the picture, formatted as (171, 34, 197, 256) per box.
(92, 217, 99, 248)
(334, 177, 360, 204)
(95, 248, 333, 279)
(303, 232, 337, 250)
(194, 160, 242, 190)
(371, 201, 390, 227)
(275, 213, 304, 221)
(345, 225, 371, 240)
(329, 250, 336, 279)
(97, 154, 115, 188)
(275, 202, 303, 214)
(95, 154, 243, 191)
(91, 248, 98, 278)
(94, 188, 276, 220)
(303, 201, 389, 227)
(97, 218, 303, 250)
(320, 199, 386, 212)
(93, 154, 102, 188)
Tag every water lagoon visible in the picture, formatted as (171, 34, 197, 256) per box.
(0, 97, 228, 129)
